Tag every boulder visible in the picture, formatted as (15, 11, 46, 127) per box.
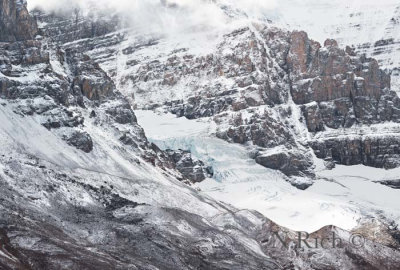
(106, 104, 137, 124)
(64, 131, 93, 153)
(166, 149, 213, 183)
(255, 150, 315, 178)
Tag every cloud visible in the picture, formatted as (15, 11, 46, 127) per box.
(220, 0, 278, 16)
(27, 0, 277, 35)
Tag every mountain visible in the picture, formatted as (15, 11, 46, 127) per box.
(41, 2, 400, 182)
(0, 0, 399, 269)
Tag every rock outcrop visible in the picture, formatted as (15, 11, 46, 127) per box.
(31, 8, 120, 44)
(280, 31, 400, 169)
(64, 130, 94, 153)
(272, 0, 400, 99)
(255, 150, 315, 180)
(311, 135, 400, 169)
(166, 149, 213, 183)
(0, 0, 37, 41)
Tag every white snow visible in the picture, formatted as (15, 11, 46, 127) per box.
(0, 64, 53, 83)
(315, 164, 400, 227)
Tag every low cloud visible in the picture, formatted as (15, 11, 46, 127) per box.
(28, 0, 277, 35)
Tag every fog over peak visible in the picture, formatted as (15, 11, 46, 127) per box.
(28, 0, 277, 35)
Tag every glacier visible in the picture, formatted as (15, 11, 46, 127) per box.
(136, 110, 400, 233)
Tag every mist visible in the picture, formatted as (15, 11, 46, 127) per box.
(27, 0, 277, 35)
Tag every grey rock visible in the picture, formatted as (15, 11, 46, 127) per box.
(255, 150, 315, 179)
(0, 0, 37, 42)
(166, 149, 213, 183)
(376, 179, 400, 189)
(311, 135, 400, 169)
(64, 131, 94, 153)
(106, 103, 137, 124)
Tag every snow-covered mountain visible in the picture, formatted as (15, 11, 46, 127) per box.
(0, 0, 400, 269)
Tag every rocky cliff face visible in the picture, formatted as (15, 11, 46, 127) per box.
(281, 31, 400, 170)
(0, 0, 37, 41)
(272, 0, 400, 94)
